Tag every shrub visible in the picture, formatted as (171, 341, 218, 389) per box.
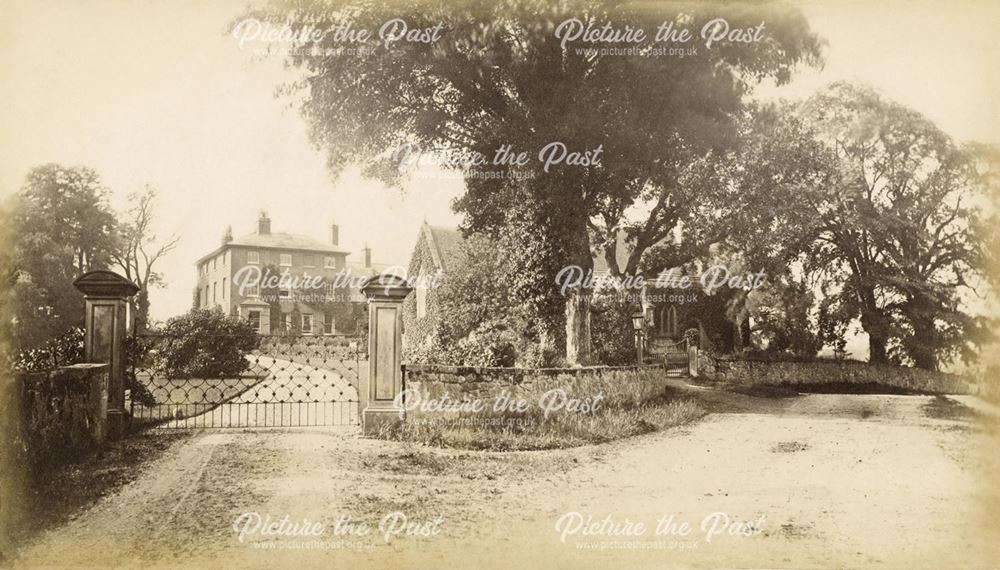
(153, 309, 259, 379)
(12, 327, 84, 372)
(454, 322, 518, 367)
(590, 292, 638, 366)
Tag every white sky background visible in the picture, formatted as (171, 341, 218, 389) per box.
(1, 0, 997, 326)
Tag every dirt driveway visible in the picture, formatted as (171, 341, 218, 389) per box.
(10, 391, 1000, 569)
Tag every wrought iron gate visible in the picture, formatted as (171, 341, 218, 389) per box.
(128, 334, 366, 429)
(657, 337, 692, 377)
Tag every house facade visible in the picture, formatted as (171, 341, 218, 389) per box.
(194, 212, 389, 335)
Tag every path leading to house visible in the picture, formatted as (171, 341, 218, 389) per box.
(11, 391, 1000, 569)
(160, 356, 359, 428)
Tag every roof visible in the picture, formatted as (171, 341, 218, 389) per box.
(421, 223, 464, 271)
(228, 232, 349, 254)
(197, 231, 349, 265)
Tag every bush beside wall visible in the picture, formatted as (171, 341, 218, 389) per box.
(699, 353, 977, 395)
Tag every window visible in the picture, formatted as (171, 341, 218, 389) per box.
(279, 253, 292, 266)
(301, 314, 313, 335)
(283, 314, 292, 331)
(416, 286, 428, 319)
(221, 278, 226, 299)
(324, 314, 334, 335)
(245, 284, 259, 297)
(279, 288, 291, 299)
(205, 286, 209, 304)
(212, 257, 217, 270)
(212, 282, 217, 304)
(324, 257, 336, 269)
(302, 254, 315, 267)
(660, 305, 679, 337)
(247, 251, 259, 264)
(247, 310, 261, 332)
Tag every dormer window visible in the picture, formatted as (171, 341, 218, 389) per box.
(247, 251, 259, 264)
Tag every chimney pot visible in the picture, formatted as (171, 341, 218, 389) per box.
(330, 223, 339, 246)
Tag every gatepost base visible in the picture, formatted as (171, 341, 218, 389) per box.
(363, 407, 404, 436)
(107, 408, 128, 440)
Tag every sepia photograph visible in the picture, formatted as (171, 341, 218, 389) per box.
(0, 0, 998, 568)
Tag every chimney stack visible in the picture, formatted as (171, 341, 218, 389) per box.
(222, 225, 233, 245)
(363, 243, 372, 268)
(330, 223, 339, 246)
(258, 211, 271, 235)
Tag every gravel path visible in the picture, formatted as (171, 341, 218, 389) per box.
(11, 392, 999, 569)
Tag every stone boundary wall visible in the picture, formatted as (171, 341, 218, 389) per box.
(5, 363, 110, 472)
(401, 364, 670, 421)
(699, 354, 978, 395)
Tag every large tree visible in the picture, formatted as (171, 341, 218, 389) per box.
(795, 82, 993, 369)
(109, 187, 180, 332)
(258, 0, 822, 363)
(10, 165, 117, 349)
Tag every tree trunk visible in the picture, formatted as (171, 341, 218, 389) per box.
(861, 310, 889, 365)
(565, 287, 592, 366)
(134, 289, 151, 334)
(733, 314, 752, 353)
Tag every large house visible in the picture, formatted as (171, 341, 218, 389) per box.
(194, 212, 390, 335)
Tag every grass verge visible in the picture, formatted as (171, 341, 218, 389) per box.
(372, 389, 706, 451)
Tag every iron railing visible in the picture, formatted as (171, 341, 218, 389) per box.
(128, 334, 366, 429)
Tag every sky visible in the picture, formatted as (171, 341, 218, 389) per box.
(1, 0, 998, 324)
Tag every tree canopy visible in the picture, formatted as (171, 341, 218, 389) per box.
(256, 0, 823, 362)
(10, 165, 117, 349)
(792, 82, 993, 368)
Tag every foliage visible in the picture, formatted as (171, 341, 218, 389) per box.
(590, 290, 639, 366)
(404, 231, 562, 367)
(152, 309, 260, 379)
(0, 203, 14, 375)
(258, 0, 822, 363)
(454, 322, 518, 367)
(124, 335, 157, 406)
(11, 327, 84, 373)
(10, 165, 117, 350)
(792, 82, 994, 368)
(746, 277, 821, 358)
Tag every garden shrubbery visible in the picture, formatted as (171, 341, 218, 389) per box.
(151, 309, 259, 379)
(590, 292, 639, 366)
(12, 327, 84, 373)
